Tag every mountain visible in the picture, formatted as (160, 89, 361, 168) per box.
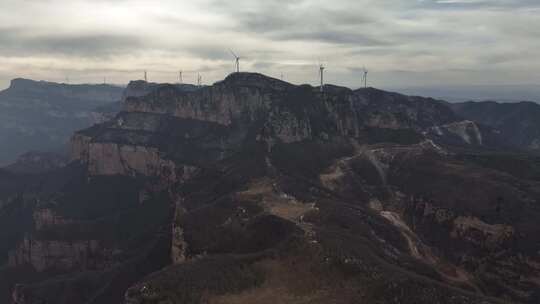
(451, 101, 540, 151)
(0, 79, 124, 165)
(2, 73, 540, 304)
(92, 81, 199, 125)
(120, 80, 199, 103)
(394, 85, 540, 103)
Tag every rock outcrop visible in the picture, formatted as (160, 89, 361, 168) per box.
(170, 202, 187, 264)
(8, 237, 109, 272)
(451, 216, 514, 248)
(32, 208, 73, 230)
(7, 206, 113, 273)
(429, 120, 483, 145)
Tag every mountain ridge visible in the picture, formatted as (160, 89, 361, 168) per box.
(451, 100, 540, 151)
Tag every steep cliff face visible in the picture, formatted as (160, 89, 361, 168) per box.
(122, 74, 459, 138)
(122, 80, 160, 102)
(71, 73, 473, 180)
(123, 79, 275, 126)
(170, 202, 187, 264)
(86, 142, 191, 179)
(71, 112, 231, 178)
(8, 237, 110, 272)
(7, 207, 113, 273)
(70, 133, 92, 162)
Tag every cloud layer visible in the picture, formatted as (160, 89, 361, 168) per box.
(0, 0, 539, 90)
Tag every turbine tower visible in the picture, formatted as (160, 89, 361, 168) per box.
(197, 73, 202, 87)
(230, 50, 240, 73)
(362, 67, 368, 88)
(319, 64, 325, 92)
(144, 70, 148, 82)
(179, 70, 183, 84)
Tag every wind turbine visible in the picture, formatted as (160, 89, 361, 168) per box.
(179, 70, 183, 84)
(144, 70, 148, 82)
(361, 67, 368, 88)
(319, 64, 325, 92)
(197, 73, 202, 87)
(230, 50, 240, 73)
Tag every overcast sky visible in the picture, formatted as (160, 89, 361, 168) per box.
(0, 0, 539, 90)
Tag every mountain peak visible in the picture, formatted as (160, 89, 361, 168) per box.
(219, 72, 293, 91)
(8, 78, 52, 91)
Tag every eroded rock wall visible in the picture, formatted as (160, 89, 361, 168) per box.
(8, 237, 110, 272)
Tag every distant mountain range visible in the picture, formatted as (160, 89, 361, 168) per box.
(393, 84, 540, 103)
(451, 101, 540, 151)
(0, 79, 199, 166)
(0, 79, 124, 165)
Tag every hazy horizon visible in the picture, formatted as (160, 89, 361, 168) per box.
(3, 74, 539, 103)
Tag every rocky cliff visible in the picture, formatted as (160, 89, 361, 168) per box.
(71, 73, 471, 179)
(8, 237, 109, 272)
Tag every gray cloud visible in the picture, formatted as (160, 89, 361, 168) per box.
(224, 4, 383, 46)
(183, 45, 233, 61)
(270, 30, 390, 46)
(0, 28, 143, 58)
(0, 0, 539, 90)
(415, 0, 540, 10)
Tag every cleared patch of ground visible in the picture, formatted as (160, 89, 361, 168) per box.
(203, 257, 361, 304)
(235, 179, 318, 236)
(379, 210, 478, 291)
